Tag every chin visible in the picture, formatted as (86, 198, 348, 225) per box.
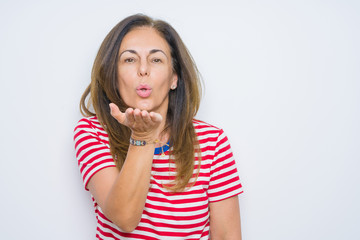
(135, 102, 153, 111)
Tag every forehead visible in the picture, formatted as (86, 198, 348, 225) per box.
(119, 27, 170, 54)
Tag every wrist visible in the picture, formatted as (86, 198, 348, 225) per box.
(129, 136, 158, 146)
(131, 130, 159, 141)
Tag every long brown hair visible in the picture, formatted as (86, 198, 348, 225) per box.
(80, 14, 202, 191)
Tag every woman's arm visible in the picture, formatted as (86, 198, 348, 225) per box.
(87, 104, 163, 232)
(88, 143, 155, 232)
(209, 196, 242, 240)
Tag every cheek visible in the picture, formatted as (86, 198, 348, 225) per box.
(117, 69, 135, 88)
(153, 68, 174, 86)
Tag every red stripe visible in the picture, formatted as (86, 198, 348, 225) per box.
(151, 166, 176, 172)
(152, 172, 210, 181)
(208, 184, 243, 200)
(196, 145, 216, 153)
(141, 214, 208, 229)
(198, 137, 217, 144)
(145, 201, 208, 212)
(142, 209, 208, 221)
(196, 129, 219, 136)
(135, 225, 204, 238)
(149, 186, 208, 196)
(147, 194, 208, 204)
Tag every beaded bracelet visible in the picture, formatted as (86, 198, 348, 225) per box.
(130, 137, 170, 156)
(129, 137, 159, 146)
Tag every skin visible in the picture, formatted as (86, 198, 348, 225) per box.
(87, 27, 242, 238)
(117, 26, 178, 121)
(210, 196, 242, 240)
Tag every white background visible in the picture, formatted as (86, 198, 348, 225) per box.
(0, 0, 359, 239)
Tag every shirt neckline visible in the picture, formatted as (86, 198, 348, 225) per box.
(154, 141, 171, 155)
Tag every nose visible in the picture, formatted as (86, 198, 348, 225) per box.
(138, 59, 149, 77)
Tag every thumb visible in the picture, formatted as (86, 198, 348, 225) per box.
(109, 103, 126, 124)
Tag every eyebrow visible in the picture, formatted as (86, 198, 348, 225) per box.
(119, 49, 168, 59)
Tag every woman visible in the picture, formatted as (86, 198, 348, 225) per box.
(74, 14, 243, 240)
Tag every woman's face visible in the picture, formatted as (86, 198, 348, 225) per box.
(117, 27, 178, 115)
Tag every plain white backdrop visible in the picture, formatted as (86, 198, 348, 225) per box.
(0, 0, 359, 239)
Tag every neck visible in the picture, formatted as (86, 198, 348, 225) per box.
(156, 106, 170, 146)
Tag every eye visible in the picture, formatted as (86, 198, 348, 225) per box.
(124, 58, 135, 63)
(152, 58, 162, 63)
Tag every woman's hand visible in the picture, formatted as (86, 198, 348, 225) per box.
(109, 103, 163, 141)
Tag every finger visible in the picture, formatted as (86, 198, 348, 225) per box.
(125, 108, 135, 124)
(149, 112, 163, 123)
(141, 110, 151, 123)
(109, 103, 126, 124)
(133, 108, 142, 122)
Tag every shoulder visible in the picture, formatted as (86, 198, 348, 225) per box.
(193, 119, 229, 149)
(74, 116, 103, 131)
(193, 119, 222, 131)
(75, 116, 100, 128)
(193, 119, 224, 136)
(74, 116, 108, 139)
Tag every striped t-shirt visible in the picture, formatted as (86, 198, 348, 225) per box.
(74, 116, 243, 240)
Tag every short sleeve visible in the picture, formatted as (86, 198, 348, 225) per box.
(73, 118, 116, 190)
(208, 130, 243, 202)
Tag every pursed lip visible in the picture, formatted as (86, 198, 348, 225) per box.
(136, 84, 152, 98)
